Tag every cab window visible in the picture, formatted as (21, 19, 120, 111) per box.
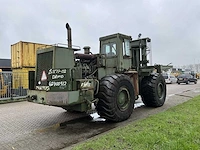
(123, 39, 130, 56)
(102, 43, 116, 57)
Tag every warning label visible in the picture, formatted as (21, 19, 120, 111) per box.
(41, 71, 47, 81)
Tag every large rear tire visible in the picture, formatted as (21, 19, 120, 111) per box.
(96, 74, 135, 122)
(141, 73, 166, 107)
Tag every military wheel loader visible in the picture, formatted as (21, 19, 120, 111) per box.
(28, 23, 166, 122)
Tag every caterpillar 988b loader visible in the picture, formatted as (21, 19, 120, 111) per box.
(28, 23, 166, 122)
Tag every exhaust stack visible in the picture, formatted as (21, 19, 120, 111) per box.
(66, 23, 72, 48)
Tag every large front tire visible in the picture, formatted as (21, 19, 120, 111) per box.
(141, 73, 166, 107)
(96, 74, 135, 122)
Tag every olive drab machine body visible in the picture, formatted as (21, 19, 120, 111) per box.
(28, 23, 166, 122)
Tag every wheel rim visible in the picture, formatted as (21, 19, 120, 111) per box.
(117, 87, 130, 111)
(157, 83, 164, 99)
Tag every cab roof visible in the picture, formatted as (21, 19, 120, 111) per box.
(99, 33, 132, 41)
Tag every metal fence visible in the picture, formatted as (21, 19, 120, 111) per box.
(0, 71, 28, 100)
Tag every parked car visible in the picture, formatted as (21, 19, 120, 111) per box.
(177, 74, 197, 84)
(162, 74, 177, 84)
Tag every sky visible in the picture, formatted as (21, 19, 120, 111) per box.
(0, 0, 200, 67)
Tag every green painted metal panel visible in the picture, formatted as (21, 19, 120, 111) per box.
(105, 58, 117, 67)
(98, 67, 116, 79)
(98, 68, 106, 79)
(46, 90, 80, 106)
(48, 68, 73, 91)
(67, 90, 80, 104)
(54, 47, 75, 68)
(122, 58, 132, 70)
(37, 46, 75, 70)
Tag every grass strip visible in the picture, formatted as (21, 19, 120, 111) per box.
(73, 95, 200, 150)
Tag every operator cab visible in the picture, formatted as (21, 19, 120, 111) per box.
(100, 33, 132, 57)
(99, 33, 132, 73)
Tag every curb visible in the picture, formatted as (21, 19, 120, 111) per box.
(0, 98, 27, 104)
